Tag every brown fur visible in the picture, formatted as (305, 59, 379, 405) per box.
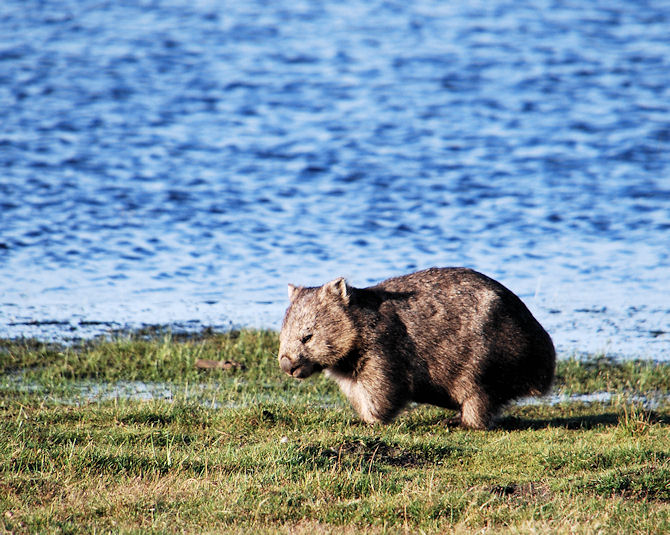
(278, 267, 556, 429)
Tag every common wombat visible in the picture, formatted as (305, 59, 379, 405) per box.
(278, 267, 555, 429)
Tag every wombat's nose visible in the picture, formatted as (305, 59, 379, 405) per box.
(279, 355, 293, 375)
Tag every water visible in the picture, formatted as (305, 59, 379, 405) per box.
(1, 0, 669, 358)
(6, 372, 669, 410)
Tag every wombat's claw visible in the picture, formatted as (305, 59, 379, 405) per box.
(443, 416, 461, 427)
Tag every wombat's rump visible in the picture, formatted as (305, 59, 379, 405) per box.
(278, 267, 555, 429)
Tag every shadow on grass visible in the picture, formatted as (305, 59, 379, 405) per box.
(497, 411, 670, 431)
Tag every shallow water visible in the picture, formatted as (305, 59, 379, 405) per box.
(5, 375, 668, 411)
(1, 1, 669, 358)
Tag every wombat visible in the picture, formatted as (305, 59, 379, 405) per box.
(278, 267, 555, 429)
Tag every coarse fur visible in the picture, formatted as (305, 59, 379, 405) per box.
(278, 267, 556, 429)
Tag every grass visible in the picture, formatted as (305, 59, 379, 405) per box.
(0, 329, 668, 534)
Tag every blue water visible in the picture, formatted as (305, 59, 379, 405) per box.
(1, 0, 669, 358)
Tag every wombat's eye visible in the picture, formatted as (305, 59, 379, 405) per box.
(301, 333, 313, 344)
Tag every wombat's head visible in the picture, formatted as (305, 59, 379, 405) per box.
(278, 277, 357, 379)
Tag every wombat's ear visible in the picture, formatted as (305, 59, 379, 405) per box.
(323, 277, 351, 304)
(287, 284, 300, 301)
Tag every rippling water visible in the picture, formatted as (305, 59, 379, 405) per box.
(1, 1, 669, 358)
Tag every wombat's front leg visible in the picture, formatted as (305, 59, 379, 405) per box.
(460, 394, 495, 430)
(326, 368, 406, 424)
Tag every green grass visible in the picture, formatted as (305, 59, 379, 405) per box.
(0, 329, 668, 534)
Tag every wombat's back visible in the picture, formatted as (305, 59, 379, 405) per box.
(371, 267, 555, 404)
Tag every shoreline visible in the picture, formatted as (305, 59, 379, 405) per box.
(1, 323, 669, 365)
(2, 328, 669, 395)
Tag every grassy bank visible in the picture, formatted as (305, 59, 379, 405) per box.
(1, 330, 668, 534)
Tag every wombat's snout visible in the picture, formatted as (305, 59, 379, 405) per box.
(279, 354, 321, 379)
(279, 354, 294, 375)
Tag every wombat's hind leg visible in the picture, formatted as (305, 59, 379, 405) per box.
(459, 395, 494, 430)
